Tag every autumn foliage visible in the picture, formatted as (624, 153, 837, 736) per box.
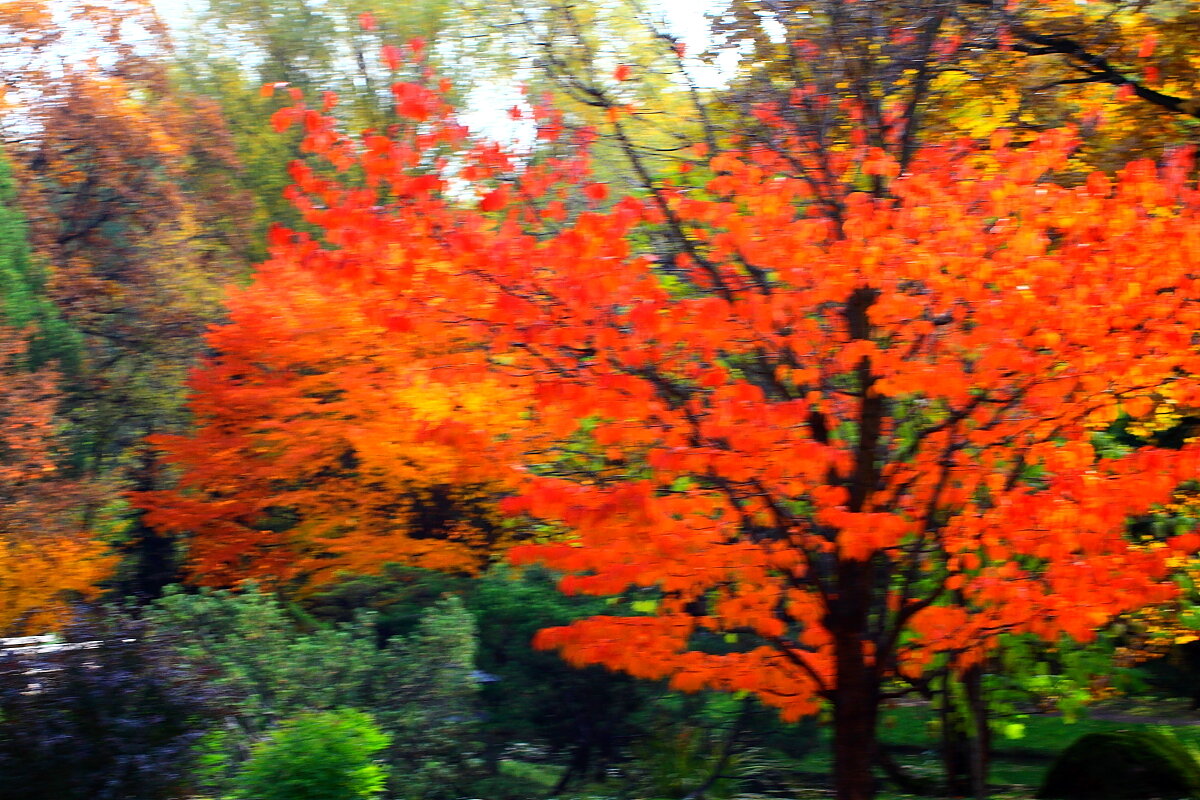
(135, 226, 535, 588)
(139, 61, 1200, 798)
(0, 330, 110, 632)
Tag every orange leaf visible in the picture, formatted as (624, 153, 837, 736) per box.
(1137, 33, 1157, 59)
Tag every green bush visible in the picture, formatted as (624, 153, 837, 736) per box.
(1038, 728, 1200, 800)
(147, 586, 484, 799)
(232, 709, 389, 800)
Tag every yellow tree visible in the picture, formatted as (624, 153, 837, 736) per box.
(711, 0, 1200, 169)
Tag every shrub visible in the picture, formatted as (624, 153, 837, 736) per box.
(1038, 728, 1200, 800)
(147, 586, 483, 799)
(232, 708, 389, 800)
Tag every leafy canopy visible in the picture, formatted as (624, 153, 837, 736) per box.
(241, 79, 1200, 725)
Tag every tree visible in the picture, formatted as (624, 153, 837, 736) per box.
(231, 709, 390, 800)
(710, 0, 1200, 170)
(0, 0, 256, 596)
(0, 147, 102, 632)
(470, 567, 650, 792)
(145, 586, 485, 800)
(170, 0, 458, 259)
(446, 0, 719, 191)
(0, 329, 110, 633)
(0, 148, 80, 373)
(240, 74, 1200, 800)
(134, 239, 533, 588)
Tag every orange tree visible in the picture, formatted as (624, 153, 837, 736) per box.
(133, 228, 535, 589)
(164, 75, 1200, 799)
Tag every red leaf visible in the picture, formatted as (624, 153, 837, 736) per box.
(270, 107, 297, 133)
(584, 182, 608, 202)
(381, 44, 403, 70)
(613, 64, 632, 82)
(358, 12, 376, 31)
(479, 186, 509, 212)
(1138, 33, 1157, 59)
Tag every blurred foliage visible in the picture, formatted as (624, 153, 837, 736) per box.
(231, 708, 390, 800)
(307, 565, 820, 797)
(146, 585, 484, 799)
(0, 148, 80, 374)
(0, 608, 226, 800)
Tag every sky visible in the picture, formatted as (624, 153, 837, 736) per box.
(151, 0, 725, 55)
(149, 0, 731, 139)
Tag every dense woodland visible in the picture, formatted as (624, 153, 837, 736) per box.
(7, 1, 1200, 799)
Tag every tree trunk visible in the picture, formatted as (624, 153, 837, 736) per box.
(940, 680, 971, 796)
(938, 664, 990, 798)
(832, 635, 878, 800)
(964, 664, 990, 800)
(831, 560, 879, 800)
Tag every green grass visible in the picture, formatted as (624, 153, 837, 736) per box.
(502, 700, 1200, 800)
(497, 758, 565, 792)
(760, 701, 1200, 798)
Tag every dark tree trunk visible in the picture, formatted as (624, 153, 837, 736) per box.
(830, 560, 879, 800)
(831, 286, 884, 800)
(117, 445, 182, 599)
(940, 695, 969, 796)
(939, 664, 991, 798)
(964, 664, 990, 800)
(832, 637, 878, 800)
(940, 673, 971, 797)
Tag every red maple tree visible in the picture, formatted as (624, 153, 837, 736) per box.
(163, 75, 1200, 799)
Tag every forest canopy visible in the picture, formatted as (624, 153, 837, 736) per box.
(3, 2, 1200, 800)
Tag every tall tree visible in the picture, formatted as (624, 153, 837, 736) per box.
(0, 0, 254, 595)
(0, 0, 253, 468)
(710, 0, 1200, 170)
(0, 329, 110, 633)
(235, 80, 1200, 800)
